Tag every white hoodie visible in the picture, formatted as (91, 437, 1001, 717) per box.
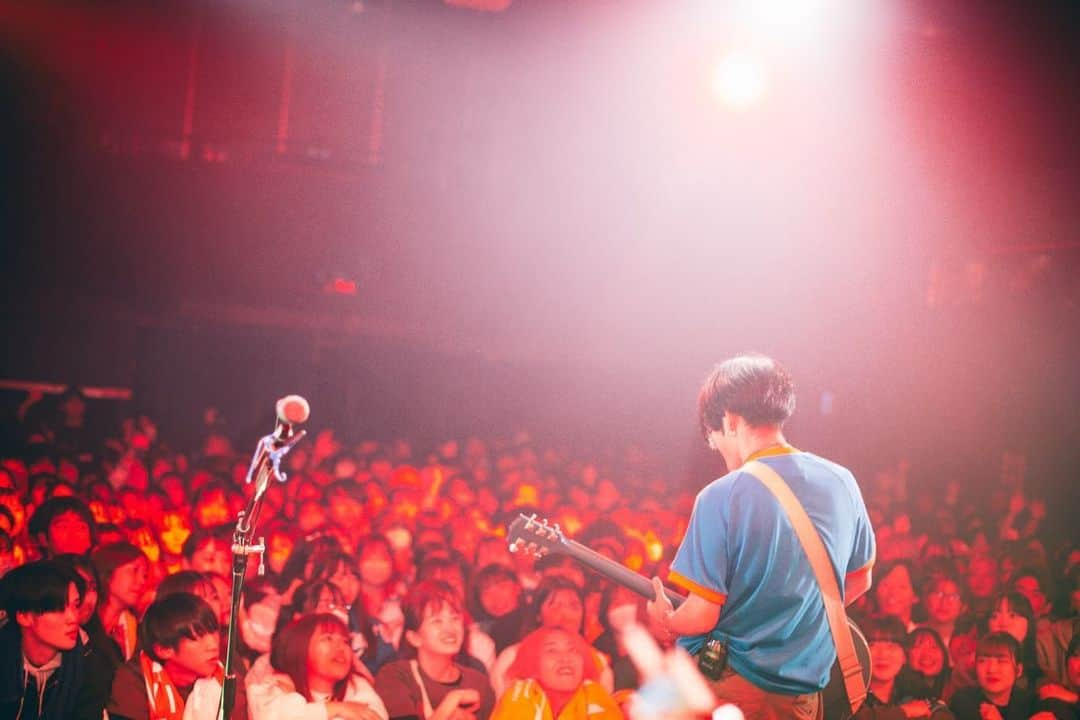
(247, 671, 388, 720)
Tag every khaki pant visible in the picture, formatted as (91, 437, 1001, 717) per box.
(708, 668, 822, 720)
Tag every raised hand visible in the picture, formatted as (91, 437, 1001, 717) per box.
(432, 688, 481, 720)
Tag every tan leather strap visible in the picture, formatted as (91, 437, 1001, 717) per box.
(743, 460, 867, 713)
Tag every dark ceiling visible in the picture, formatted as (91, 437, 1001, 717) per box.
(1, 0, 1077, 480)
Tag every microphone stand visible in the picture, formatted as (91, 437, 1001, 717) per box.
(218, 425, 305, 720)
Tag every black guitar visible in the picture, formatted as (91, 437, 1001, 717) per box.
(507, 513, 871, 720)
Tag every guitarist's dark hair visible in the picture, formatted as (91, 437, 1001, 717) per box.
(698, 354, 796, 435)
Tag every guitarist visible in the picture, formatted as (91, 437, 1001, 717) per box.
(646, 354, 876, 720)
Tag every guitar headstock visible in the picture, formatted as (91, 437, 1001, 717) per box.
(507, 513, 568, 558)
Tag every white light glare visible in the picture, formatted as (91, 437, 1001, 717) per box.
(711, 53, 769, 110)
(739, 0, 829, 29)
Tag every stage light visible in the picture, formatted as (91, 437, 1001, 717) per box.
(325, 277, 358, 296)
(711, 52, 769, 110)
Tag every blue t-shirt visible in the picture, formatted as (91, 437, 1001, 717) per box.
(669, 449, 875, 695)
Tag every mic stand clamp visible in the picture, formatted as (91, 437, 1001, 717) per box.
(230, 526, 266, 576)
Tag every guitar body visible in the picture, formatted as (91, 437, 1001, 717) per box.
(823, 619, 871, 720)
(508, 513, 872, 720)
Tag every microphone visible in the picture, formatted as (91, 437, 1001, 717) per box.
(247, 395, 310, 488)
(273, 394, 310, 443)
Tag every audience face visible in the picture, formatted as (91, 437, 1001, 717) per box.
(110, 555, 150, 610)
(358, 542, 394, 588)
(966, 556, 998, 600)
(536, 629, 586, 694)
(988, 597, 1029, 644)
(408, 601, 465, 657)
(908, 633, 946, 678)
(306, 622, 352, 687)
(159, 512, 192, 556)
(194, 489, 230, 529)
(266, 531, 295, 576)
(188, 538, 231, 578)
(297, 501, 327, 534)
(950, 630, 978, 675)
(74, 567, 99, 626)
(478, 576, 520, 618)
(924, 578, 965, 625)
(130, 525, 161, 564)
(328, 560, 361, 606)
(328, 494, 364, 529)
(159, 629, 220, 680)
(539, 588, 584, 633)
(1012, 575, 1049, 618)
(315, 584, 349, 622)
(48, 510, 92, 555)
(975, 648, 1020, 704)
(240, 593, 280, 654)
(869, 638, 906, 685)
(17, 582, 81, 655)
(875, 565, 917, 624)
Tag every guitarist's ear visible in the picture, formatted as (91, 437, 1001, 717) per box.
(405, 629, 422, 650)
(723, 412, 739, 437)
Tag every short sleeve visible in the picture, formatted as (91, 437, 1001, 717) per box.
(668, 487, 729, 605)
(845, 478, 876, 575)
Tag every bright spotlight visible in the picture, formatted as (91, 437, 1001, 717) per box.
(711, 53, 768, 110)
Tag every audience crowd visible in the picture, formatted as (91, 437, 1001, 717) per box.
(0, 390, 1077, 720)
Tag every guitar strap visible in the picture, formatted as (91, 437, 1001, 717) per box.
(742, 460, 867, 715)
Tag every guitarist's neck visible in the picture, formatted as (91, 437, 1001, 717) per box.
(737, 429, 792, 467)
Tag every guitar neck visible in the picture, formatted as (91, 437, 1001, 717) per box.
(558, 537, 685, 609)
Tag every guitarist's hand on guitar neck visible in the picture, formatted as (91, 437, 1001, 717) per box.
(647, 576, 724, 641)
(646, 576, 676, 642)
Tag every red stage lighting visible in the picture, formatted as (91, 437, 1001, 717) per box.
(326, 277, 358, 296)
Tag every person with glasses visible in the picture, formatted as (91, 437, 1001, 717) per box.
(922, 574, 970, 652)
